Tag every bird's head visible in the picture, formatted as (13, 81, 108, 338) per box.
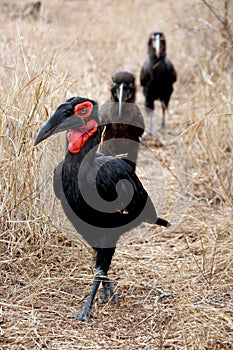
(111, 71, 136, 116)
(148, 32, 166, 60)
(34, 97, 99, 154)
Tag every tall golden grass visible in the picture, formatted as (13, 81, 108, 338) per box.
(1, 1, 232, 349)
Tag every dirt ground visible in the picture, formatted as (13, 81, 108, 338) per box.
(0, 0, 232, 349)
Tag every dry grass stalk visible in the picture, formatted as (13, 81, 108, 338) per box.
(1, 1, 232, 349)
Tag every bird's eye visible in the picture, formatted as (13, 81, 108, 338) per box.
(80, 108, 87, 115)
(74, 101, 93, 119)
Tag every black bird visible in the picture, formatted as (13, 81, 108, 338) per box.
(99, 71, 145, 171)
(140, 31, 177, 132)
(34, 96, 170, 322)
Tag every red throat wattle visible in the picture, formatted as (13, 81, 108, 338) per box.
(67, 119, 98, 154)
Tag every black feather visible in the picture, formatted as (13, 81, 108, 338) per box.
(140, 32, 177, 129)
(36, 96, 170, 322)
(99, 71, 145, 170)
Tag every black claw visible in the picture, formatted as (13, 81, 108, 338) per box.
(100, 281, 118, 304)
(74, 307, 94, 322)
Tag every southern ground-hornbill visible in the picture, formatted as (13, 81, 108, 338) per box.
(99, 71, 145, 171)
(34, 96, 170, 322)
(140, 31, 177, 132)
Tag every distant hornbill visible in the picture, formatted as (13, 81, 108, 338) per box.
(99, 71, 145, 171)
(140, 31, 177, 132)
(34, 96, 170, 322)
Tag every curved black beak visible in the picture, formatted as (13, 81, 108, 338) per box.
(34, 101, 83, 146)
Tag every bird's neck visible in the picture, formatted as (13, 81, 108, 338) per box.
(64, 126, 101, 176)
(150, 55, 164, 65)
(149, 49, 166, 65)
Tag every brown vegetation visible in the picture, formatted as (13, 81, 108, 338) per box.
(0, 0, 232, 349)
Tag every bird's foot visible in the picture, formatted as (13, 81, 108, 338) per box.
(99, 281, 118, 304)
(141, 133, 164, 147)
(74, 306, 94, 322)
(158, 124, 165, 131)
(142, 131, 153, 140)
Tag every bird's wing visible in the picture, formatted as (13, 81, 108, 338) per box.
(86, 155, 156, 221)
(140, 60, 152, 86)
(165, 59, 177, 83)
(129, 105, 145, 136)
(99, 101, 111, 127)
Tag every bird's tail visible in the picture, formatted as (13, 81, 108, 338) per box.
(155, 217, 171, 228)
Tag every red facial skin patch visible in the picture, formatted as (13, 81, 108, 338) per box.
(67, 119, 98, 154)
(74, 101, 93, 119)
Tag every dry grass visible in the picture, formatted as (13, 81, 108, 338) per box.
(0, 0, 233, 349)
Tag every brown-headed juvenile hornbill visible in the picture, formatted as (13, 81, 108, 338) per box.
(99, 71, 145, 171)
(34, 96, 170, 322)
(140, 31, 177, 132)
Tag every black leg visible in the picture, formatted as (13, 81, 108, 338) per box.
(74, 248, 116, 322)
(75, 268, 102, 322)
(161, 101, 166, 129)
(95, 247, 117, 303)
(100, 275, 118, 304)
(147, 110, 153, 134)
